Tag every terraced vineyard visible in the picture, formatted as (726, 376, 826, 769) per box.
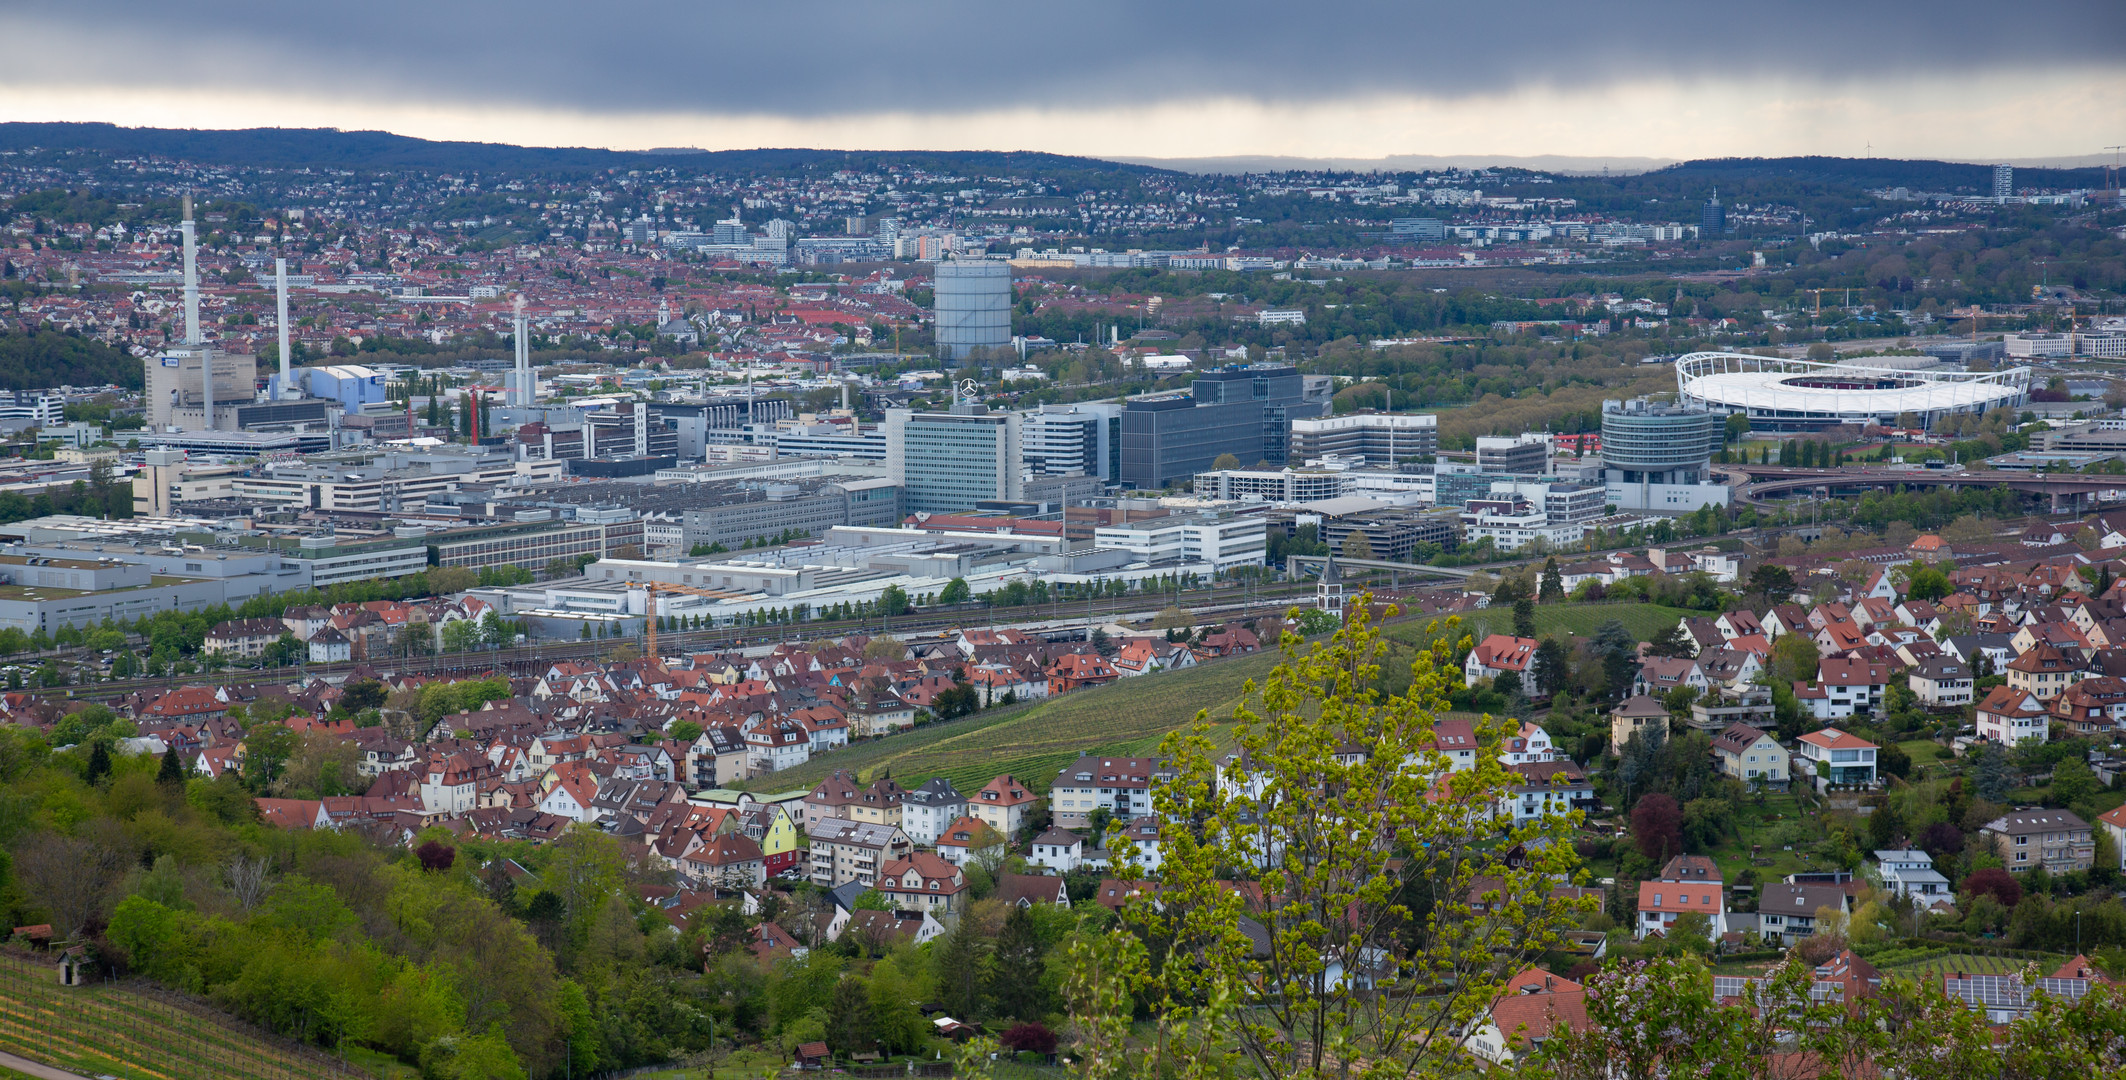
(1882, 950, 2066, 979)
(0, 953, 362, 1080)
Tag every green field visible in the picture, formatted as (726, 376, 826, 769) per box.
(743, 602, 1699, 798)
(0, 953, 351, 1080)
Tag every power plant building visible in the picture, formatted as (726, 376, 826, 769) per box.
(932, 260, 1011, 360)
(146, 348, 259, 430)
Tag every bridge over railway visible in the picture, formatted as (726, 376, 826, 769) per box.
(1722, 465, 2126, 512)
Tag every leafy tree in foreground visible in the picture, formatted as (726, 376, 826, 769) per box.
(1068, 597, 1589, 1080)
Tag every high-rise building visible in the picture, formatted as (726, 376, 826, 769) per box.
(1021, 403, 1122, 483)
(1289, 412, 1438, 465)
(1119, 364, 1326, 489)
(1600, 397, 1728, 512)
(1475, 433, 1550, 475)
(932, 260, 1011, 360)
(1993, 163, 2014, 199)
(1701, 189, 1726, 236)
(886, 405, 1023, 514)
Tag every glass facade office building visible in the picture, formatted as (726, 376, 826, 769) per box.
(887, 407, 1022, 514)
(1120, 364, 1326, 489)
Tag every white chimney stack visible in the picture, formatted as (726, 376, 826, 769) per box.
(512, 295, 531, 408)
(182, 194, 210, 429)
(275, 257, 294, 400)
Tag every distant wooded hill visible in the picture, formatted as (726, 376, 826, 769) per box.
(0, 330, 142, 391)
(0, 123, 1166, 181)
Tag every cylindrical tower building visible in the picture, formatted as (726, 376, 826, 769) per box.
(1602, 397, 1725, 512)
(932, 260, 1011, 361)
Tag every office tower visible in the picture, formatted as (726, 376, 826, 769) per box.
(713, 207, 748, 245)
(1701, 189, 1725, 236)
(1119, 364, 1326, 489)
(932, 260, 1011, 360)
(886, 405, 1023, 514)
(1021, 403, 1123, 483)
(1993, 163, 2014, 199)
(1289, 412, 1439, 465)
(1475, 433, 1551, 474)
(1601, 397, 1724, 511)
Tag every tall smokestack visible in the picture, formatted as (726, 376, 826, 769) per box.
(512, 295, 530, 408)
(182, 195, 200, 345)
(275, 257, 294, 400)
(182, 194, 210, 429)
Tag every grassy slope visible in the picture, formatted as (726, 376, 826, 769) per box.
(746, 602, 1698, 798)
(746, 649, 1284, 796)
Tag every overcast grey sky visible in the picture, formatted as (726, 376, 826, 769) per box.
(2, 1, 2120, 161)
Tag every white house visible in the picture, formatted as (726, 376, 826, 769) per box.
(1975, 685, 2051, 747)
(1028, 828, 1084, 872)
(899, 777, 966, 847)
(1464, 634, 1538, 688)
(1908, 657, 1974, 707)
(1794, 728, 1878, 791)
(1872, 849, 1951, 902)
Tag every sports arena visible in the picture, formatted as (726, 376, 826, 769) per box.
(1675, 352, 2030, 432)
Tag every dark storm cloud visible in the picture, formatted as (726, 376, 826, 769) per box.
(5, 0, 2121, 115)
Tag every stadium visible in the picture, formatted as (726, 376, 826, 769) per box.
(1675, 352, 2030, 432)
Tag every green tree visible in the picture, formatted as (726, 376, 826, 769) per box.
(1513, 595, 1536, 640)
(824, 976, 876, 1058)
(986, 904, 1051, 1022)
(1768, 632, 1820, 688)
(1747, 563, 1796, 600)
(938, 577, 972, 605)
(1063, 599, 1588, 1080)
(84, 738, 112, 784)
(932, 912, 990, 1021)
(879, 584, 910, 617)
(1539, 557, 1564, 602)
(155, 746, 186, 788)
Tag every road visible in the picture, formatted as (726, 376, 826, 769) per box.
(0, 1050, 89, 1080)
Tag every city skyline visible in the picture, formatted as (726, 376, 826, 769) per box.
(1, 1, 2120, 164)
